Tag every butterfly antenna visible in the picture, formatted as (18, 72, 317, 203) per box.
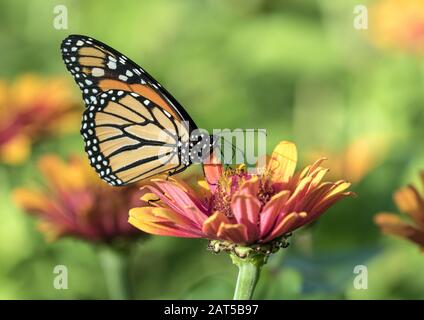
(218, 135, 245, 166)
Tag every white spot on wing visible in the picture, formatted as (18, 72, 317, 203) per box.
(92, 68, 105, 77)
(107, 61, 117, 70)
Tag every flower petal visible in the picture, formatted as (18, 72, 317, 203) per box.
(203, 151, 223, 193)
(231, 194, 261, 242)
(140, 192, 160, 203)
(149, 180, 208, 226)
(285, 176, 313, 212)
(13, 188, 51, 214)
(217, 223, 248, 244)
(374, 213, 424, 247)
(299, 182, 336, 212)
(311, 191, 352, 217)
(262, 212, 307, 243)
(325, 181, 352, 198)
(202, 211, 230, 238)
(305, 182, 353, 225)
(394, 186, 424, 227)
(308, 168, 329, 189)
(305, 158, 327, 177)
(239, 175, 260, 196)
(38, 155, 87, 191)
(197, 180, 210, 191)
(129, 207, 202, 238)
(0, 134, 30, 165)
(259, 190, 291, 238)
(151, 207, 197, 228)
(266, 141, 297, 183)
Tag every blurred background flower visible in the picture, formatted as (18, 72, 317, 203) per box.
(13, 154, 142, 243)
(306, 135, 389, 184)
(374, 172, 424, 250)
(0, 75, 80, 165)
(12, 154, 148, 299)
(370, 0, 424, 54)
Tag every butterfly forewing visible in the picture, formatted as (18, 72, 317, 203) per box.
(61, 34, 197, 186)
(81, 90, 190, 185)
(61, 35, 195, 123)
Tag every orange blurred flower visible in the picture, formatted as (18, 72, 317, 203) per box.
(375, 172, 424, 251)
(13, 154, 143, 242)
(305, 135, 388, 184)
(370, 0, 424, 54)
(0, 75, 80, 165)
(129, 141, 354, 250)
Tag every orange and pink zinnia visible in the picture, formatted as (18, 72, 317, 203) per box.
(13, 154, 143, 242)
(129, 141, 354, 245)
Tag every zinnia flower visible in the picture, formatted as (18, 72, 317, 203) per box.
(0, 74, 80, 165)
(13, 154, 143, 242)
(374, 172, 424, 251)
(129, 141, 353, 249)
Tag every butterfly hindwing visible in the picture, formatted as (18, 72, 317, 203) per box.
(81, 89, 190, 186)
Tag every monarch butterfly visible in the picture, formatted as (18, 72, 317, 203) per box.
(61, 35, 216, 186)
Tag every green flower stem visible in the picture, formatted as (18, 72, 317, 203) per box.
(231, 249, 267, 300)
(233, 260, 260, 300)
(97, 246, 130, 300)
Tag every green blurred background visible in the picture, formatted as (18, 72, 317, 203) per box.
(1, 0, 424, 299)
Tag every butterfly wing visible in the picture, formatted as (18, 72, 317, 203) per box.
(81, 90, 190, 186)
(61, 34, 196, 126)
(61, 34, 196, 185)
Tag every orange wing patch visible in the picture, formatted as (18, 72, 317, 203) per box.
(78, 47, 105, 58)
(98, 80, 181, 120)
(78, 57, 105, 68)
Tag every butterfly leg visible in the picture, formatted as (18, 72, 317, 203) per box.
(168, 166, 188, 177)
(147, 198, 161, 205)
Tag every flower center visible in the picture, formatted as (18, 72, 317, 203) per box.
(211, 167, 274, 217)
(257, 178, 274, 206)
